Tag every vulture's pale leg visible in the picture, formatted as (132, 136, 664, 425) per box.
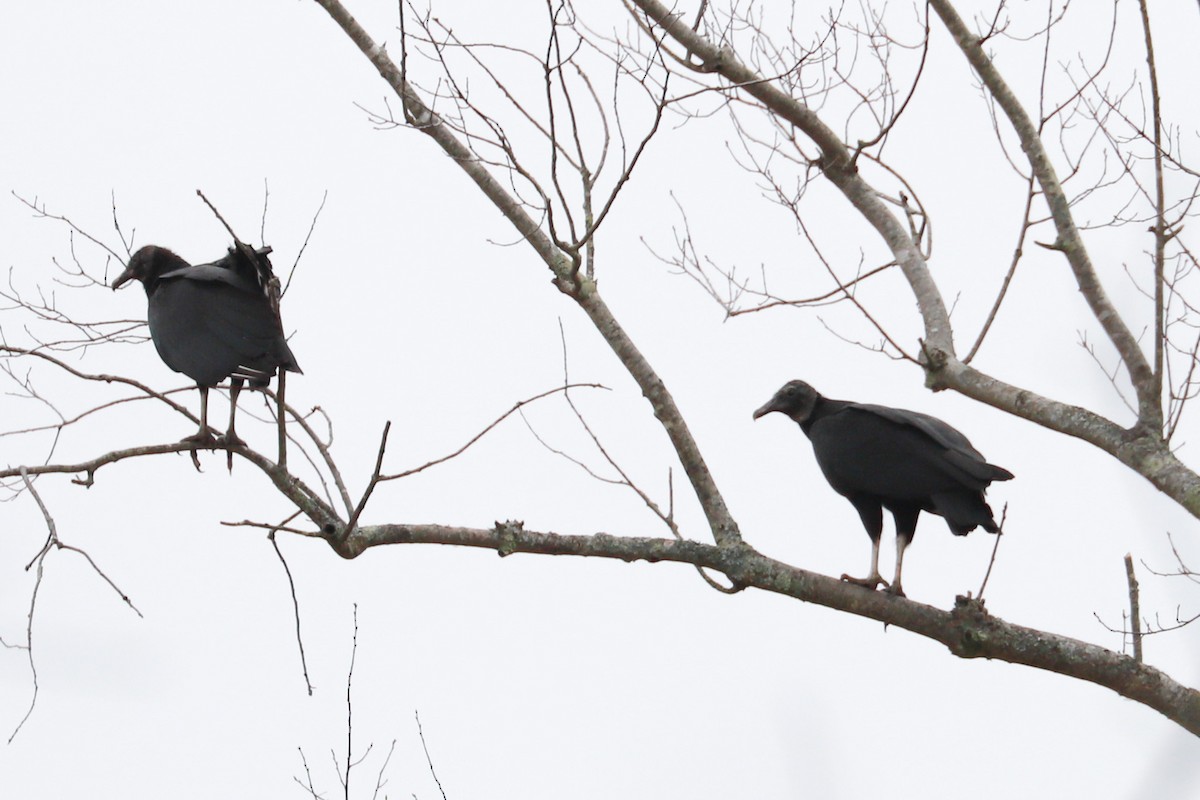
(884, 508, 920, 598)
(841, 535, 890, 591)
(886, 534, 912, 598)
(842, 501, 889, 590)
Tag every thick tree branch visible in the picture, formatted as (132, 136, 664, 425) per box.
(335, 519, 1200, 737)
(928, 0, 1159, 429)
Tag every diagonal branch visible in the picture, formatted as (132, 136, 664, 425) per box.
(928, 0, 1159, 429)
(311, 0, 743, 548)
(1136, 0, 1167, 423)
(625, 0, 954, 355)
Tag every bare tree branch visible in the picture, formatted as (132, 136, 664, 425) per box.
(415, 710, 448, 800)
(928, 0, 1158, 426)
(626, 0, 1200, 522)
(1125, 553, 1144, 663)
(268, 519, 313, 696)
(331, 518, 1200, 736)
(311, 0, 744, 548)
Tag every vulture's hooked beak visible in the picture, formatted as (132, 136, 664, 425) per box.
(752, 399, 779, 420)
(111, 266, 134, 291)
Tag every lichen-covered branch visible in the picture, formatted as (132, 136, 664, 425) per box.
(927, 0, 1160, 429)
(334, 518, 1200, 737)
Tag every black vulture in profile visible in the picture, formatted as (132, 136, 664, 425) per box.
(112, 244, 301, 456)
(753, 380, 1013, 597)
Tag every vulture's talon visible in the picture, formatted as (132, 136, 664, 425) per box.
(222, 432, 246, 472)
(180, 428, 219, 448)
(841, 573, 888, 591)
(180, 428, 218, 472)
(221, 432, 247, 449)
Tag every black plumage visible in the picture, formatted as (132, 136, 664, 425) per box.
(753, 380, 1013, 596)
(112, 244, 301, 453)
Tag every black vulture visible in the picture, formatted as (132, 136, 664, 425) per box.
(112, 244, 301, 455)
(753, 380, 1013, 597)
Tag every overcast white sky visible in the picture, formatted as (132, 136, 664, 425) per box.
(2, 1, 1200, 797)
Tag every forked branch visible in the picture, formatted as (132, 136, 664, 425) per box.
(625, 0, 1200, 520)
(312, 0, 743, 548)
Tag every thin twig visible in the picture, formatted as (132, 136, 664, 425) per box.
(415, 710, 448, 800)
(20, 466, 142, 616)
(344, 422, 392, 538)
(380, 383, 606, 481)
(1125, 553, 1143, 662)
(550, 322, 737, 592)
(12, 192, 130, 266)
(965, 172, 1037, 363)
(371, 739, 397, 800)
(977, 503, 1007, 600)
(53, 542, 144, 617)
(8, 493, 42, 744)
(269, 514, 313, 695)
(223, 519, 322, 537)
(195, 189, 244, 244)
(294, 747, 322, 799)
(284, 190, 328, 299)
(343, 604, 359, 800)
(10, 466, 139, 740)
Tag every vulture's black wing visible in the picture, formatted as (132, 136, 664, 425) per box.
(851, 403, 1014, 485)
(149, 264, 298, 387)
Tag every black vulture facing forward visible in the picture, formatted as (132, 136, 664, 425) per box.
(112, 244, 301, 455)
(753, 380, 1013, 596)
